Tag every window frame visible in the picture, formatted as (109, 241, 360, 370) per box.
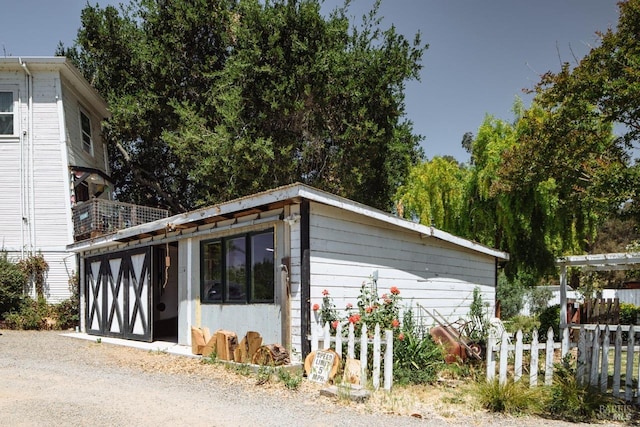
(0, 87, 18, 138)
(79, 107, 93, 155)
(200, 228, 275, 304)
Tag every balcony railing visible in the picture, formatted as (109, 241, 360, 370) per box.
(72, 199, 169, 241)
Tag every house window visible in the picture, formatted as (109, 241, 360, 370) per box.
(0, 91, 15, 135)
(80, 109, 93, 154)
(201, 229, 275, 303)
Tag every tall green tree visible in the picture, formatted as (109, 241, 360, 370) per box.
(528, 0, 640, 222)
(60, 0, 425, 212)
(395, 156, 467, 232)
(466, 102, 624, 277)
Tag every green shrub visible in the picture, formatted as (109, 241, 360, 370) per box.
(496, 272, 527, 319)
(475, 378, 542, 415)
(53, 274, 80, 330)
(504, 315, 540, 343)
(393, 310, 445, 385)
(538, 304, 560, 341)
(3, 296, 51, 330)
(18, 253, 48, 298)
(53, 298, 79, 330)
(277, 368, 303, 390)
(256, 365, 274, 385)
(0, 252, 28, 316)
(527, 286, 553, 316)
(546, 355, 616, 422)
(619, 302, 640, 325)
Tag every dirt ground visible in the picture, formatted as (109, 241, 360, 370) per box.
(0, 329, 624, 426)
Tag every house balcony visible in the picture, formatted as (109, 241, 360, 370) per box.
(72, 199, 169, 242)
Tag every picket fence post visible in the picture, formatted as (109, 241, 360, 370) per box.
(612, 325, 622, 398)
(499, 330, 509, 385)
(486, 330, 496, 382)
(625, 325, 635, 401)
(600, 325, 610, 393)
(561, 327, 570, 358)
(576, 326, 587, 386)
(360, 324, 368, 386)
(335, 322, 343, 360)
(347, 323, 355, 358)
(589, 325, 601, 387)
(530, 329, 539, 387)
(383, 330, 393, 391)
(514, 330, 523, 382)
(323, 322, 331, 350)
(372, 324, 381, 390)
(544, 327, 554, 386)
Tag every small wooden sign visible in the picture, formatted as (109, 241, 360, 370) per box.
(308, 350, 336, 384)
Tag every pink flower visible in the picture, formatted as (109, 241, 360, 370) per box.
(398, 333, 405, 341)
(365, 306, 373, 313)
(331, 320, 339, 329)
(322, 289, 329, 296)
(312, 303, 320, 311)
(391, 319, 400, 328)
(390, 286, 400, 295)
(346, 303, 353, 309)
(349, 314, 361, 324)
(381, 293, 388, 299)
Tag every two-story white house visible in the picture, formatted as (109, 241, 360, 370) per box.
(0, 56, 112, 302)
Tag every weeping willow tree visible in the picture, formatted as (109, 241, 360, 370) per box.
(397, 99, 625, 279)
(395, 156, 467, 230)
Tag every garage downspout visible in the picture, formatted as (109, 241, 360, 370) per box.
(300, 200, 311, 358)
(18, 59, 27, 259)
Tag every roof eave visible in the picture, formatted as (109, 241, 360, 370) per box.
(68, 183, 510, 261)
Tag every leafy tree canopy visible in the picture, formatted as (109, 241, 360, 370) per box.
(395, 155, 467, 231)
(59, 0, 426, 212)
(398, 0, 640, 280)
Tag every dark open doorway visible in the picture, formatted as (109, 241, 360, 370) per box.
(153, 242, 179, 342)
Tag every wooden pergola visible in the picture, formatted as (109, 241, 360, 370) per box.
(556, 252, 640, 354)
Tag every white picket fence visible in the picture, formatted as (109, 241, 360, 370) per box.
(310, 322, 393, 391)
(575, 324, 640, 402)
(487, 324, 640, 402)
(486, 327, 563, 386)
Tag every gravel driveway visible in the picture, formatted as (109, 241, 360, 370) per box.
(0, 330, 617, 426)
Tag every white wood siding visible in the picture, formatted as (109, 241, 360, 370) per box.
(28, 72, 76, 303)
(286, 204, 303, 359)
(63, 76, 107, 171)
(0, 72, 26, 252)
(308, 202, 497, 330)
(0, 66, 107, 304)
(31, 71, 67, 248)
(0, 140, 23, 250)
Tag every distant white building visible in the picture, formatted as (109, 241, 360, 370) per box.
(0, 57, 110, 302)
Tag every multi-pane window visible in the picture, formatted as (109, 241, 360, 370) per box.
(80, 109, 93, 154)
(0, 91, 15, 135)
(201, 229, 275, 303)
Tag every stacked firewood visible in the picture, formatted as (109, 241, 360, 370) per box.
(190, 327, 289, 366)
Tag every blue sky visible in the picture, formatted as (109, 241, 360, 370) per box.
(1, 0, 621, 162)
